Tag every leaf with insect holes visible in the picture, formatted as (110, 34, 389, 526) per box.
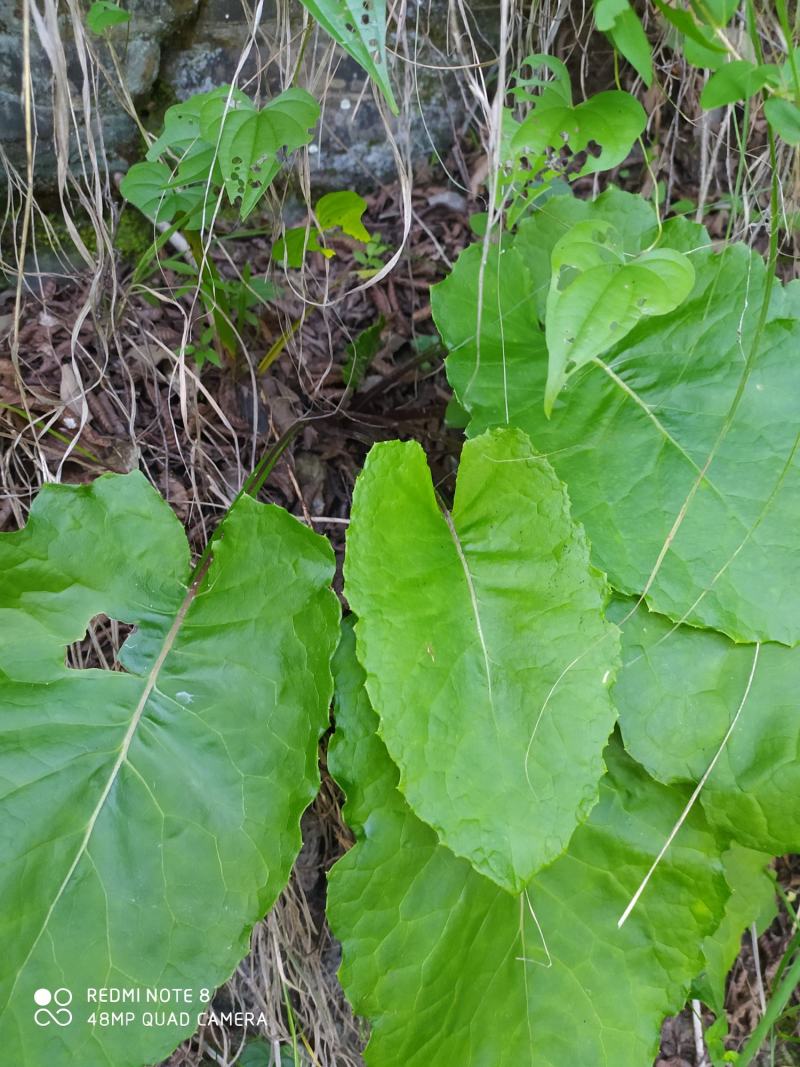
(86, 0, 130, 33)
(543, 219, 695, 414)
(594, 0, 653, 86)
(222, 89, 320, 219)
(297, 0, 397, 114)
(508, 55, 646, 182)
(0, 472, 339, 1067)
(611, 598, 800, 855)
(434, 187, 800, 645)
(344, 428, 619, 893)
(327, 622, 730, 1067)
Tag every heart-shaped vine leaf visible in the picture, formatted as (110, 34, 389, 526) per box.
(327, 625, 730, 1067)
(701, 60, 774, 108)
(508, 54, 646, 182)
(298, 0, 397, 113)
(344, 428, 619, 892)
(612, 599, 800, 855)
(120, 160, 186, 225)
(544, 219, 695, 413)
(86, 0, 130, 33)
(0, 473, 339, 1067)
(433, 188, 800, 645)
(223, 90, 320, 219)
(122, 87, 318, 228)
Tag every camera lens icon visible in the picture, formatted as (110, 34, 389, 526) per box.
(33, 988, 73, 1027)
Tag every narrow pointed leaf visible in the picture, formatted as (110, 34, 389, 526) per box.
(297, 0, 397, 113)
(0, 473, 339, 1067)
(344, 428, 619, 892)
(327, 629, 729, 1067)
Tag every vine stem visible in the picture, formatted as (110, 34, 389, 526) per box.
(736, 947, 800, 1065)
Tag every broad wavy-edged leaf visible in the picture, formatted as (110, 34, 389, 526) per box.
(509, 55, 646, 180)
(298, 0, 397, 114)
(544, 219, 694, 413)
(433, 188, 800, 644)
(327, 625, 729, 1067)
(0, 473, 339, 1067)
(694, 845, 776, 1015)
(344, 428, 619, 892)
(612, 600, 800, 855)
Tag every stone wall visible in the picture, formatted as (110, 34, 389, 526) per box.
(0, 0, 497, 193)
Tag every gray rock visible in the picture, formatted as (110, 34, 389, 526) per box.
(0, 0, 497, 194)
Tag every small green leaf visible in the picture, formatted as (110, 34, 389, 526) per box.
(344, 428, 619, 892)
(701, 61, 773, 108)
(764, 96, 800, 144)
(652, 0, 726, 52)
(315, 190, 371, 242)
(594, 0, 630, 32)
(272, 227, 329, 268)
(606, 5, 654, 86)
(298, 0, 397, 114)
(343, 315, 385, 388)
(544, 219, 695, 413)
(119, 161, 181, 225)
(86, 0, 130, 33)
(327, 626, 730, 1067)
(0, 473, 339, 1066)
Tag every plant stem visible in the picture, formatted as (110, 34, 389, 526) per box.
(736, 948, 800, 1065)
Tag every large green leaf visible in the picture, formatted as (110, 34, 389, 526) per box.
(0, 473, 339, 1066)
(433, 189, 800, 644)
(344, 428, 619, 892)
(612, 599, 800, 855)
(327, 625, 729, 1067)
(297, 0, 397, 114)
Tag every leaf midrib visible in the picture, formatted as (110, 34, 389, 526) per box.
(6, 564, 207, 1008)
